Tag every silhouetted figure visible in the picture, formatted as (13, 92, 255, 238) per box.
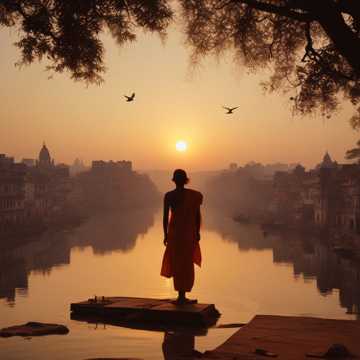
(124, 92, 135, 102)
(161, 169, 203, 305)
(223, 106, 238, 114)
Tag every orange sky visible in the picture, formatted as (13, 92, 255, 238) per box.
(0, 26, 358, 171)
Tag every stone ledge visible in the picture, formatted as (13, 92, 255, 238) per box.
(0, 322, 69, 337)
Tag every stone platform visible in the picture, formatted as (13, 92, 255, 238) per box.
(70, 296, 220, 327)
(202, 315, 360, 359)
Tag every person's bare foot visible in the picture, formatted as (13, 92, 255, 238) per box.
(171, 298, 198, 305)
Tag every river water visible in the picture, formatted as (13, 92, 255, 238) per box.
(0, 206, 359, 359)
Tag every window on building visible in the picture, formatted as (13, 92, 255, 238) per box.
(350, 219, 355, 230)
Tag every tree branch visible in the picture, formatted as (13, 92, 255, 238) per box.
(218, 0, 314, 22)
(301, 22, 354, 82)
(302, 21, 319, 62)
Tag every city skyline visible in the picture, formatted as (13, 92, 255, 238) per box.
(1, 141, 355, 172)
(0, 26, 358, 171)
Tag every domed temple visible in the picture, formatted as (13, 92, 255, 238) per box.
(315, 151, 338, 170)
(38, 143, 54, 168)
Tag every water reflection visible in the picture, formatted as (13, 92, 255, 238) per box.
(0, 232, 71, 305)
(206, 211, 271, 250)
(206, 210, 360, 318)
(0, 258, 27, 304)
(2, 207, 360, 319)
(162, 331, 196, 359)
(271, 232, 360, 317)
(71, 314, 203, 360)
(0, 207, 157, 305)
(72, 208, 156, 255)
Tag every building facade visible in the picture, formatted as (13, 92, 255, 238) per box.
(0, 145, 70, 234)
(272, 152, 360, 234)
(0, 155, 27, 230)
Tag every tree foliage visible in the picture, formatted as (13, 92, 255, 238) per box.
(179, 0, 360, 127)
(345, 139, 360, 163)
(1, 0, 360, 126)
(0, 0, 173, 84)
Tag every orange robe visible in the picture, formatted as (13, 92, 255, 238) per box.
(161, 189, 202, 292)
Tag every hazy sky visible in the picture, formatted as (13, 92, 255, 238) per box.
(0, 25, 358, 171)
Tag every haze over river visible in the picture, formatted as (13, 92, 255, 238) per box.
(0, 206, 358, 359)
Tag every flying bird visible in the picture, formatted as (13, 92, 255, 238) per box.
(124, 93, 135, 102)
(223, 106, 238, 114)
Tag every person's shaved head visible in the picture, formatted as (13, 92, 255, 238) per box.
(172, 169, 189, 186)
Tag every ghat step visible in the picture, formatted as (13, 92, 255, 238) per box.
(202, 315, 360, 359)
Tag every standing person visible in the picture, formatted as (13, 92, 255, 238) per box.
(161, 169, 203, 304)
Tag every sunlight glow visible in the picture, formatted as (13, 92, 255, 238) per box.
(176, 140, 188, 152)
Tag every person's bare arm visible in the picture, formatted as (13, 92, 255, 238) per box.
(196, 207, 201, 241)
(163, 193, 170, 245)
(196, 193, 203, 241)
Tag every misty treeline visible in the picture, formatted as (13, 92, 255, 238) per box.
(346, 139, 360, 163)
(205, 162, 297, 217)
(1, 1, 360, 125)
(66, 170, 160, 218)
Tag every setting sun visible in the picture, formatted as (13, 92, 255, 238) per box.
(176, 140, 188, 152)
